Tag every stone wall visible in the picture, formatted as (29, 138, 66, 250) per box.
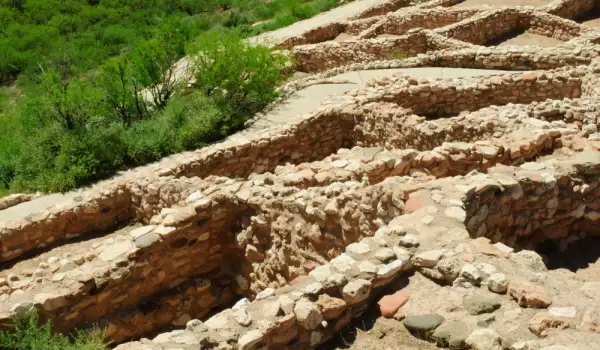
(113, 150, 600, 350)
(436, 9, 581, 45)
(358, 8, 482, 39)
(0, 66, 587, 265)
(0, 194, 34, 211)
(0, 194, 248, 342)
(115, 204, 418, 350)
(544, 0, 597, 20)
(359, 69, 583, 117)
(293, 31, 468, 72)
(464, 152, 600, 250)
(352, 0, 410, 19)
(435, 9, 522, 45)
(0, 186, 132, 262)
(523, 12, 582, 41)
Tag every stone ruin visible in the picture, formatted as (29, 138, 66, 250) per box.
(2, 0, 600, 349)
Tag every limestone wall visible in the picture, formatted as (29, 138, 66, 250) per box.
(113, 151, 600, 350)
(293, 31, 468, 72)
(358, 8, 481, 39)
(524, 12, 582, 41)
(435, 9, 522, 45)
(0, 186, 132, 262)
(0, 194, 34, 211)
(464, 153, 600, 249)
(544, 0, 597, 19)
(115, 208, 417, 350)
(0, 195, 248, 341)
(361, 69, 583, 117)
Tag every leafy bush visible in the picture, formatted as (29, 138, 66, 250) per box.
(0, 0, 335, 194)
(0, 311, 107, 350)
(190, 30, 292, 133)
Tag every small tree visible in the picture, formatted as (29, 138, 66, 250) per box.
(130, 21, 187, 110)
(39, 69, 102, 131)
(190, 30, 291, 133)
(99, 57, 150, 126)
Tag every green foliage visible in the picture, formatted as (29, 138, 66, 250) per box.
(0, 311, 107, 350)
(0, 0, 334, 193)
(191, 30, 291, 133)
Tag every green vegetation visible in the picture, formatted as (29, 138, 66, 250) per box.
(0, 311, 107, 350)
(0, 0, 343, 194)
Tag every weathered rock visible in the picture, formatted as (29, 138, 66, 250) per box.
(509, 251, 547, 272)
(294, 298, 322, 330)
(528, 313, 569, 337)
(342, 279, 372, 305)
(463, 294, 501, 315)
(549, 306, 576, 318)
(436, 257, 461, 282)
(413, 250, 444, 268)
(403, 314, 444, 338)
(487, 273, 509, 294)
(465, 328, 503, 350)
(509, 281, 552, 308)
(316, 294, 347, 320)
(578, 306, 600, 333)
(432, 320, 469, 349)
(237, 330, 264, 350)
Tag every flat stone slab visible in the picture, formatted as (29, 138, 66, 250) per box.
(403, 314, 445, 337)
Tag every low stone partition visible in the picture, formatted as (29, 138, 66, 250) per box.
(350, 99, 586, 150)
(464, 151, 600, 249)
(435, 8, 581, 46)
(521, 11, 583, 41)
(358, 7, 482, 39)
(115, 208, 417, 350)
(275, 0, 467, 49)
(0, 194, 34, 210)
(293, 31, 469, 72)
(357, 68, 583, 117)
(544, 0, 597, 20)
(0, 184, 132, 262)
(267, 121, 572, 189)
(409, 46, 593, 70)
(112, 149, 600, 350)
(435, 9, 521, 45)
(0, 193, 246, 341)
(352, 0, 411, 19)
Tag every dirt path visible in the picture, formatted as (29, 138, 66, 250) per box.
(497, 32, 564, 47)
(453, 0, 553, 7)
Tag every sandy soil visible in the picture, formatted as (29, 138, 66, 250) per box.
(496, 32, 564, 47)
(334, 33, 356, 42)
(453, 0, 552, 7)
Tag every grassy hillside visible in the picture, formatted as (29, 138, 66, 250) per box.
(0, 0, 342, 195)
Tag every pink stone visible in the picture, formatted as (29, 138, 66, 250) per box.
(378, 290, 409, 318)
(404, 196, 425, 214)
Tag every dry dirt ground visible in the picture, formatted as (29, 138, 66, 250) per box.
(496, 32, 565, 47)
(453, 0, 553, 7)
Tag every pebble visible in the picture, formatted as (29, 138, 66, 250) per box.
(465, 328, 503, 350)
(487, 273, 509, 294)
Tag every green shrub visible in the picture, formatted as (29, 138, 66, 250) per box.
(0, 0, 340, 194)
(190, 30, 292, 133)
(0, 311, 107, 350)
